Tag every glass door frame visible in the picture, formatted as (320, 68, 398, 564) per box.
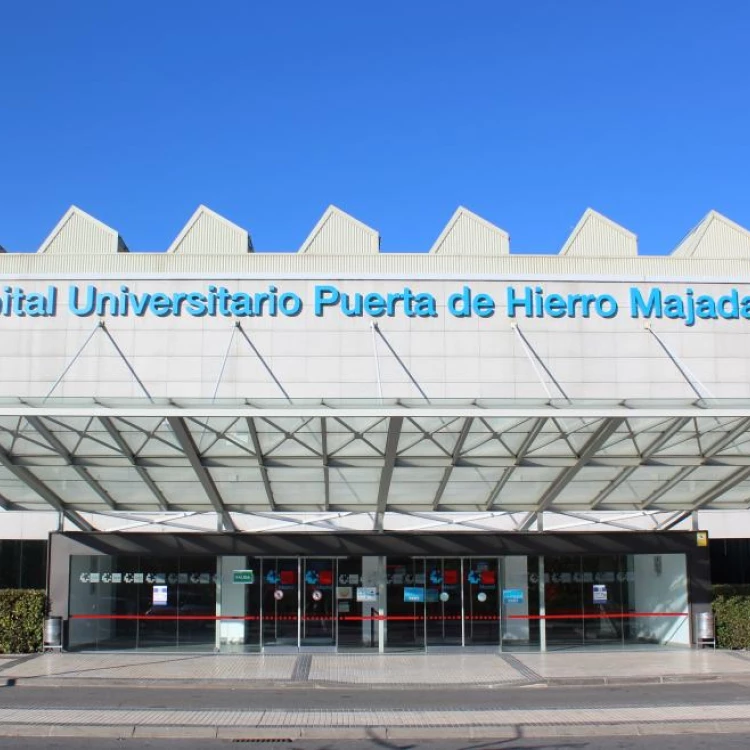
(410, 556, 504, 652)
(258, 556, 342, 651)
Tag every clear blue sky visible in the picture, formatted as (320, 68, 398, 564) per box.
(1, 2, 749, 255)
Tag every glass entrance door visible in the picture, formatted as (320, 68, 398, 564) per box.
(261, 558, 298, 646)
(425, 558, 462, 646)
(301, 558, 335, 647)
(464, 557, 500, 646)
(386, 557, 425, 650)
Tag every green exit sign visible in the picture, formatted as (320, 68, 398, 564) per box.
(232, 570, 255, 584)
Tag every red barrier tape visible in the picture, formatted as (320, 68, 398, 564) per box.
(69, 612, 688, 622)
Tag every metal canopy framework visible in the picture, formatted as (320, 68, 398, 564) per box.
(2, 397, 750, 532)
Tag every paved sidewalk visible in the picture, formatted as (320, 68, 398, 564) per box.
(1, 649, 749, 688)
(3, 651, 750, 740)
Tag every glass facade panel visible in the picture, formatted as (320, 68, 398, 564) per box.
(65, 550, 691, 652)
(261, 558, 299, 646)
(385, 557, 425, 650)
(464, 557, 499, 646)
(336, 556, 370, 649)
(68, 555, 216, 651)
(301, 558, 336, 647)
(425, 558, 462, 646)
(0, 540, 46, 589)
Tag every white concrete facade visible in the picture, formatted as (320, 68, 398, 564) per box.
(2, 205, 750, 539)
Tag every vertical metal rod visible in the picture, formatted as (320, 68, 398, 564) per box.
(259, 559, 264, 652)
(371, 322, 384, 402)
(538, 557, 547, 652)
(215, 556, 222, 653)
(44, 324, 101, 400)
(334, 559, 339, 651)
(647, 326, 714, 400)
(297, 558, 302, 651)
(236, 322, 292, 402)
(377, 555, 385, 653)
(498, 556, 504, 653)
(422, 559, 427, 652)
(373, 323, 431, 403)
(99, 323, 153, 402)
(511, 323, 569, 401)
(460, 558, 465, 648)
(212, 324, 237, 401)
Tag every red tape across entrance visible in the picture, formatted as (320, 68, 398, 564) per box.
(69, 612, 688, 622)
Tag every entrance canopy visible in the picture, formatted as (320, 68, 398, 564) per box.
(1, 397, 750, 533)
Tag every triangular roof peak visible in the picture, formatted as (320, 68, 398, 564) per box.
(298, 205, 379, 254)
(559, 208, 637, 257)
(38, 205, 128, 254)
(429, 206, 509, 255)
(167, 205, 252, 254)
(671, 210, 750, 259)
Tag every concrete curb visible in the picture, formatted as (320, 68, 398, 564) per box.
(2, 719, 750, 740)
(1, 671, 745, 691)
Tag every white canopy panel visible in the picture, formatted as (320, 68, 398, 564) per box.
(0, 397, 749, 532)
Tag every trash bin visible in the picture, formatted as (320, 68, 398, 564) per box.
(43, 617, 62, 651)
(694, 611, 715, 648)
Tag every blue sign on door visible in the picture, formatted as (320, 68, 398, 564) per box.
(404, 587, 425, 603)
(502, 589, 524, 604)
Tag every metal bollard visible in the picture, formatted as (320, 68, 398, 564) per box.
(43, 617, 62, 651)
(694, 611, 715, 648)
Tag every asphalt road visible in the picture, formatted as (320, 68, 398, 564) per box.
(2, 680, 750, 711)
(2, 680, 750, 748)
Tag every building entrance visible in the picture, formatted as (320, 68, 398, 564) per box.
(63, 535, 696, 653)
(384, 556, 503, 650)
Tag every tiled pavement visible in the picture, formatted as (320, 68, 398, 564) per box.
(2, 703, 750, 729)
(3, 651, 750, 737)
(2, 649, 750, 687)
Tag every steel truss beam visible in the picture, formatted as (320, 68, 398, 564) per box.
(432, 417, 473, 509)
(321, 417, 330, 511)
(24, 416, 119, 510)
(166, 417, 236, 532)
(3, 403, 750, 524)
(590, 416, 692, 510)
(0, 443, 94, 531)
(246, 417, 276, 511)
(519, 418, 624, 530)
(374, 417, 403, 531)
(484, 417, 546, 511)
(659, 465, 750, 530)
(99, 417, 170, 511)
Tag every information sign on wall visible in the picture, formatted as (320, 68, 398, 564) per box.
(152, 585, 168, 606)
(356, 587, 378, 602)
(593, 584, 608, 603)
(232, 570, 255, 584)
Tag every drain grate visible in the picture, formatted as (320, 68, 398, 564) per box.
(231, 739, 294, 744)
